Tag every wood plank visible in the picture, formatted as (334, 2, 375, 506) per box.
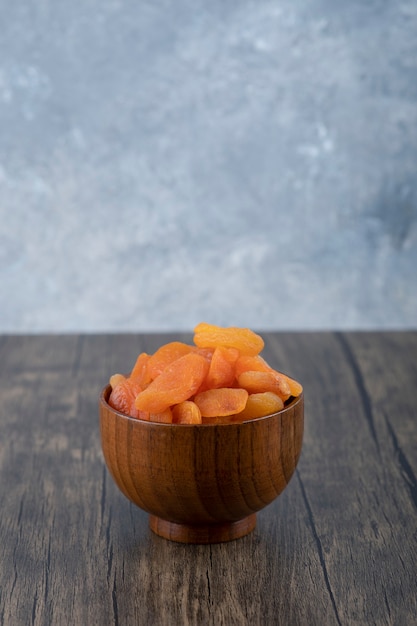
(270, 331, 417, 626)
(343, 331, 417, 471)
(0, 334, 330, 625)
(0, 333, 416, 625)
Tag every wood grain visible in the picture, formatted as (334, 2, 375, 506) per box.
(0, 332, 416, 625)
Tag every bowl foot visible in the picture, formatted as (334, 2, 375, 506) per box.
(149, 513, 257, 544)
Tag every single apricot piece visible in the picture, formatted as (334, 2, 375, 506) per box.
(193, 322, 264, 356)
(201, 415, 237, 424)
(150, 407, 173, 424)
(109, 373, 126, 390)
(193, 346, 215, 362)
(108, 378, 143, 419)
(147, 342, 194, 379)
(130, 352, 152, 387)
(194, 387, 248, 417)
(199, 346, 239, 392)
(137, 410, 151, 421)
(135, 352, 209, 414)
(234, 392, 284, 421)
(237, 370, 291, 401)
(235, 356, 303, 398)
(234, 355, 272, 378)
(220, 345, 240, 363)
(280, 373, 303, 397)
(172, 401, 202, 424)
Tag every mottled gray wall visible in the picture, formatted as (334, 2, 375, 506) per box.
(1, 0, 416, 332)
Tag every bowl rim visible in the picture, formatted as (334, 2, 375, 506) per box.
(99, 383, 303, 428)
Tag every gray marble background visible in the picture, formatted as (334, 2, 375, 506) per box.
(1, 0, 416, 332)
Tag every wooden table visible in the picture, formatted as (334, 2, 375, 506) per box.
(1, 332, 416, 625)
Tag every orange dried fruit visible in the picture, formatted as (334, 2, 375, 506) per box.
(193, 346, 215, 362)
(235, 356, 303, 398)
(109, 373, 126, 390)
(199, 346, 239, 391)
(234, 355, 272, 378)
(172, 401, 202, 424)
(201, 415, 237, 424)
(130, 352, 152, 387)
(108, 378, 143, 419)
(107, 323, 303, 423)
(194, 387, 248, 417)
(147, 342, 194, 380)
(193, 322, 264, 356)
(135, 352, 209, 414)
(219, 346, 240, 365)
(237, 370, 291, 401)
(281, 373, 303, 397)
(234, 392, 284, 421)
(150, 408, 173, 424)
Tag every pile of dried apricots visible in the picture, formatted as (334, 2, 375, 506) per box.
(107, 322, 302, 424)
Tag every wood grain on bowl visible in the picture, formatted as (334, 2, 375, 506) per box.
(99, 385, 304, 543)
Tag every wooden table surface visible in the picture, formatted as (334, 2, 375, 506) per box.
(1, 332, 416, 626)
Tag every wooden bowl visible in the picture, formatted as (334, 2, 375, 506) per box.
(99, 385, 304, 544)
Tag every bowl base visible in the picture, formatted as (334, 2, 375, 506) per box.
(149, 514, 257, 544)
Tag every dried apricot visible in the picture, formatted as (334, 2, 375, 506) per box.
(280, 373, 303, 397)
(194, 387, 248, 417)
(199, 346, 239, 391)
(235, 356, 303, 397)
(237, 370, 291, 401)
(193, 322, 264, 356)
(147, 342, 194, 380)
(106, 322, 303, 423)
(234, 392, 284, 421)
(130, 352, 152, 387)
(192, 346, 215, 362)
(149, 408, 173, 424)
(109, 378, 143, 419)
(172, 401, 202, 424)
(135, 352, 209, 414)
(109, 373, 126, 390)
(234, 355, 272, 378)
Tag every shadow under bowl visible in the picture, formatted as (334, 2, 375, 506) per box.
(99, 385, 304, 543)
